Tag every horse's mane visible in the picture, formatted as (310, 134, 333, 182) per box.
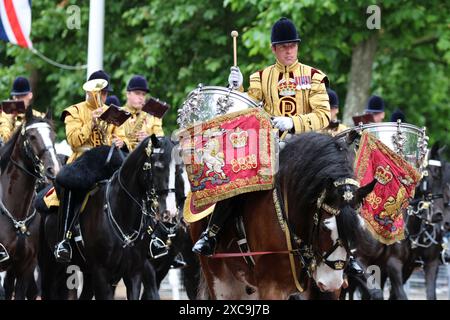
(0, 115, 52, 172)
(278, 132, 353, 211)
(154, 136, 174, 168)
(278, 132, 371, 246)
(124, 136, 153, 168)
(0, 128, 21, 172)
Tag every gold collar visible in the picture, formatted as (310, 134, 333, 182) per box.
(275, 59, 299, 73)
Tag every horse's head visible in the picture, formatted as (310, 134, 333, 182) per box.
(311, 177, 375, 292)
(279, 133, 376, 293)
(20, 108, 60, 182)
(150, 136, 186, 222)
(416, 143, 448, 225)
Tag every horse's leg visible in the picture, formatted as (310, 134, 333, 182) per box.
(92, 267, 114, 300)
(26, 270, 39, 300)
(423, 258, 439, 300)
(141, 260, 160, 300)
(0, 278, 4, 300)
(13, 269, 35, 300)
(179, 231, 201, 300)
(4, 271, 15, 300)
(386, 257, 408, 300)
(124, 273, 142, 300)
(79, 272, 94, 300)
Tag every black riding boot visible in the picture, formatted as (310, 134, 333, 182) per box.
(0, 243, 9, 263)
(54, 188, 75, 263)
(171, 253, 187, 269)
(192, 199, 234, 257)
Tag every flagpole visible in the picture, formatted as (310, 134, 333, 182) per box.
(86, 0, 105, 79)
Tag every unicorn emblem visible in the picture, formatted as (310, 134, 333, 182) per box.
(201, 128, 227, 180)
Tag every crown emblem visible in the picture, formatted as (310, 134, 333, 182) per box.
(229, 127, 248, 148)
(375, 165, 393, 185)
(334, 261, 345, 270)
(277, 78, 297, 96)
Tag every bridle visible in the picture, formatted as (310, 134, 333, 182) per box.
(278, 178, 359, 278)
(104, 140, 178, 248)
(0, 122, 54, 236)
(9, 122, 56, 183)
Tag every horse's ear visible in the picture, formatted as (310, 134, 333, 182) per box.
(150, 134, 161, 149)
(438, 145, 447, 158)
(430, 142, 440, 160)
(45, 109, 53, 120)
(356, 178, 377, 203)
(25, 106, 34, 123)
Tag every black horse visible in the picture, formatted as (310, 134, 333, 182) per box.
(69, 136, 164, 299)
(348, 143, 450, 300)
(146, 136, 201, 300)
(37, 145, 125, 300)
(0, 109, 60, 300)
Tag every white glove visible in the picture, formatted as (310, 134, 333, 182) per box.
(228, 66, 243, 89)
(272, 117, 294, 132)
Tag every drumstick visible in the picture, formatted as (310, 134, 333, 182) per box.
(231, 30, 238, 67)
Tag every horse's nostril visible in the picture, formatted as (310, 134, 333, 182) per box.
(46, 167, 55, 178)
(317, 282, 327, 292)
(432, 212, 443, 223)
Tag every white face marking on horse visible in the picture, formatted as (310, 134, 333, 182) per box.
(35, 124, 60, 174)
(313, 216, 346, 292)
(166, 155, 177, 217)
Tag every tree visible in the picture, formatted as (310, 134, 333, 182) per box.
(1, 0, 448, 157)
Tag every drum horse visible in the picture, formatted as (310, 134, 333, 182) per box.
(178, 86, 377, 299)
(0, 107, 60, 299)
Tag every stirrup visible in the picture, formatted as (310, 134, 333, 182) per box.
(54, 240, 72, 263)
(0, 243, 10, 263)
(149, 237, 168, 259)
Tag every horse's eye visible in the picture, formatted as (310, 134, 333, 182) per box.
(321, 221, 331, 232)
(29, 135, 37, 141)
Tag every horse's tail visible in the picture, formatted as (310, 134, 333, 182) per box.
(197, 270, 210, 300)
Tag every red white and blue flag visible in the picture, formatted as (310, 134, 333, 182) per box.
(0, 0, 32, 48)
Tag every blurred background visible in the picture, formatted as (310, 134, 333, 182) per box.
(0, 0, 449, 157)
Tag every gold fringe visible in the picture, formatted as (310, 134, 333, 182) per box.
(183, 191, 216, 223)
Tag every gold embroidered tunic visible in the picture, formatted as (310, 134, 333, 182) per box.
(62, 100, 126, 163)
(0, 109, 45, 142)
(121, 104, 164, 151)
(247, 59, 330, 133)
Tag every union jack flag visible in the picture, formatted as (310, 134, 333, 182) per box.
(0, 0, 32, 48)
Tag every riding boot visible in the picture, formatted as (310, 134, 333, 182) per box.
(0, 243, 10, 263)
(192, 198, 234, 257)
(345, 255, 364, 275)
(54, 188, 75, 263)
(171, 253, 187, 269)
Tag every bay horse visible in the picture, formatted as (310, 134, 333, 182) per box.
(70, 136, 162, 300)
(0, 108, 60, 299)
(190, 132, 375, 299)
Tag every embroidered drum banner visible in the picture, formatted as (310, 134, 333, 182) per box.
(354, 132, 421, 244)
(178, 108, 277, 222)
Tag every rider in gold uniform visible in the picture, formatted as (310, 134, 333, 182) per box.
(0, 77, 45, 143)
(193, 17, 331, 256)
(322, 88, 347, 136)
(121, 75, 164, 152)
(53, 70, 127, 262)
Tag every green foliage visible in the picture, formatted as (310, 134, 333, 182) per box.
(0, 0, 448, 158)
